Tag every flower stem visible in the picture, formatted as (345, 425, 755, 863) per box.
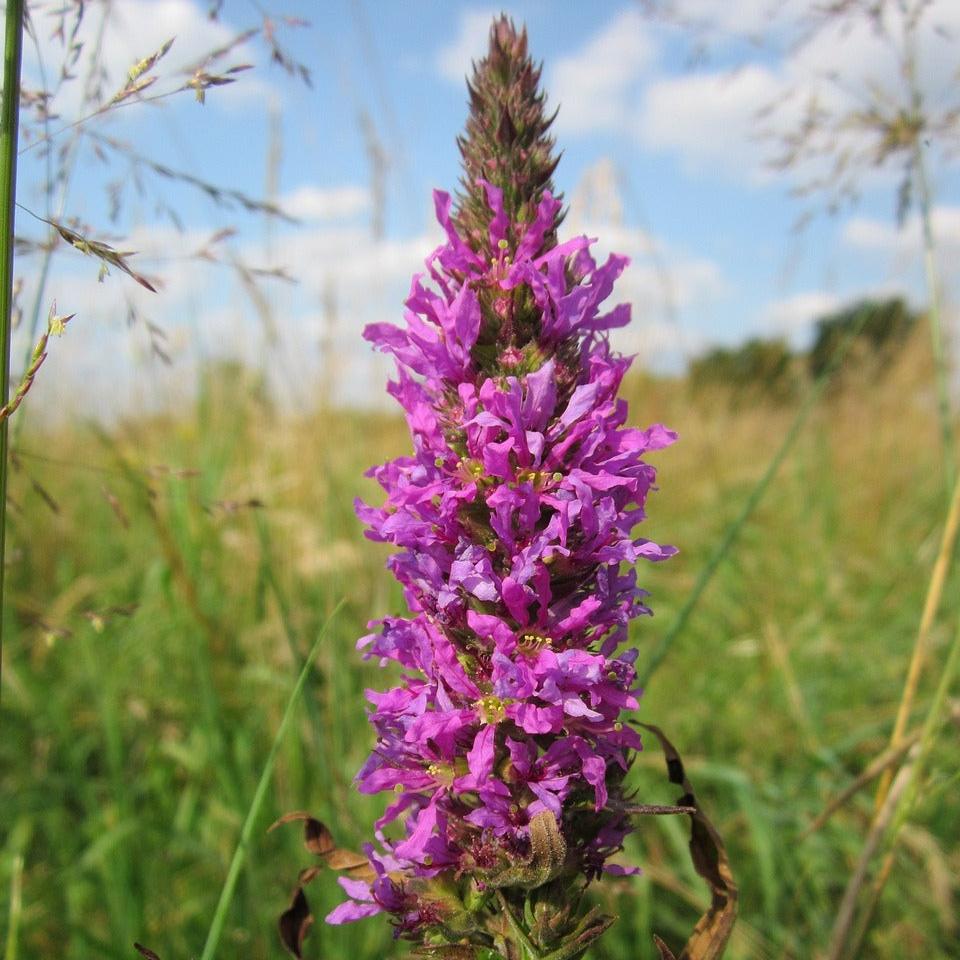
(0, 0, 24, 700)
(496, 890, 544, 960)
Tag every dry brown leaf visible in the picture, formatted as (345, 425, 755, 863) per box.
(640, 723, 739, 960)
(273, 812, 376, 956)
(278, 886, 313, 959)
(654, 933, 679, 959)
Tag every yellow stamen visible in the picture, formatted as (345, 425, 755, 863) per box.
(477, 694, 507, 724)
(519, 633, 552, 655)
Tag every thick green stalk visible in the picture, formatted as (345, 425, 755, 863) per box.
(197, 599, 344, 960)
(914, 137, 956, 498)
(0, 0, 24, 696)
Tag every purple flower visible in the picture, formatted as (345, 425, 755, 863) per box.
(324, 17, 676, 957)
(332, 174, 674, 917)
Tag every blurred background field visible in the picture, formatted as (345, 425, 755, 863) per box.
(2, 323, 958, 959)
(2, 2, 960, 959)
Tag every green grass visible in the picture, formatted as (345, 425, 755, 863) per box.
(1, 340, 958, 960)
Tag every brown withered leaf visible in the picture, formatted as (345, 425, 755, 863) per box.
(304, 818, 335, 856)
(278, 886, 313, 959)
(327, 848, 371, 871)
(133, 944, 162, 960)
(269, 810, 335, 855)
(654, 934, 678, 960)
(273, 812, 377, 957)
(298, 865, 322, 886)
(640, 723, 738, 960)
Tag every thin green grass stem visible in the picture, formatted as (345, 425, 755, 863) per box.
(3, 852, 23, 960)
(640, 305, 873, 685)
(197, 597, 345, 960)
(914, 117, 956, 500)
(0, 0, 24, 699)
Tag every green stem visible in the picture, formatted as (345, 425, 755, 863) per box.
(3, 853, 23, 960)
(495, 890, 543, 960)
(197, 598, 345, 960)
(914, 137, 956, 499)
(640, 304, 874, 685)
(0, 0, 24, 699)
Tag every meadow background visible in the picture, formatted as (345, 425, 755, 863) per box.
(1, 2, 959, 959)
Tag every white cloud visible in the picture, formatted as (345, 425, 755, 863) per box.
(280, 185, 371, 222)
(758, 291, 841, 338)
(633, 0, 959, 184)
(550, 7, 655, 135)
(651, 0, 808, 38)
(436, 9, 497, 84)
(842, 206, 960, 257)
(637, 64, 782, 179)
(24, 183, 733, 419)
(564, 194, 729, 368)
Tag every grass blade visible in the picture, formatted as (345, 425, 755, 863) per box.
(3, 853, 23, 960)
(197, 597, 346, 960)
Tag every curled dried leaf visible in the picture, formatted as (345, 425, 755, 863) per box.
(278, 886, 313, 959)
(640, 723, 739, 960)
(654, 933, 678, 960)
(273, 812, 377, 957)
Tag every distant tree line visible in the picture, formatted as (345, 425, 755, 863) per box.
(688, 297, 919, 405)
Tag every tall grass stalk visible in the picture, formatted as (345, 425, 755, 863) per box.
(915, 142, 956, 496)
(907, 42, 957, 498)
(0, 0, 24, 695)
(874, 474, 960, 809)
(197, 598, 345, 960)
(829, 603, 960, 958)
(639, 305, 873, 685)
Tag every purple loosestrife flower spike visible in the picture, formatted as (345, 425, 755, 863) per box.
(332, 16, 676, 959)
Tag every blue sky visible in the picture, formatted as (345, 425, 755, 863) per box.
(12, 0, 960, 417)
